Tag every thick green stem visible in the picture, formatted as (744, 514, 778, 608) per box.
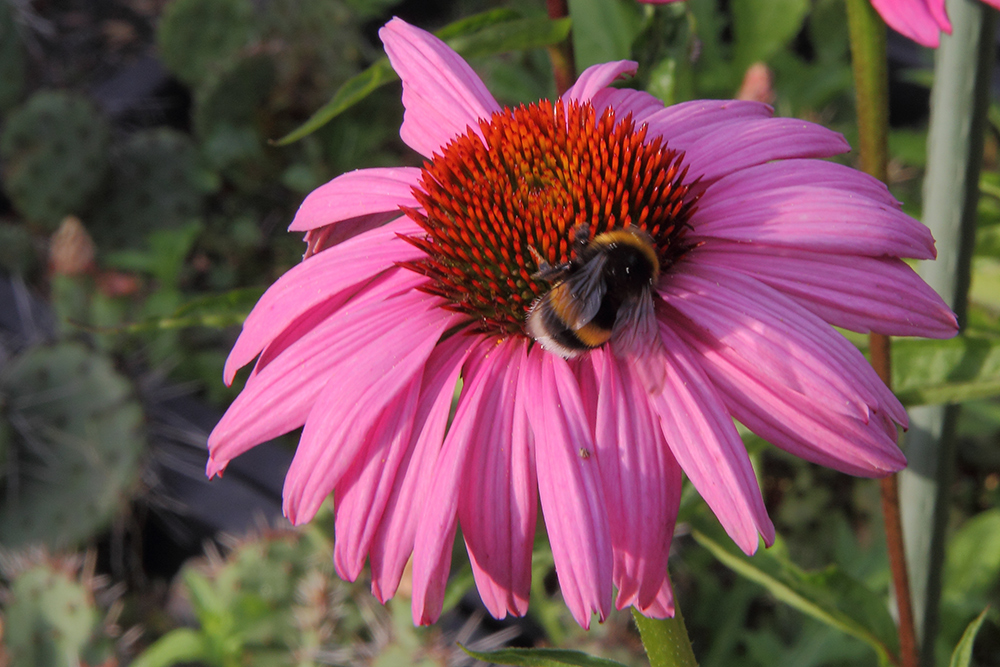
(845, 3, 918, 667)
(903, 2, 995, 666)
(633, 607, 699, 667)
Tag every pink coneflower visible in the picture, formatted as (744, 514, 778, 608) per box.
(207, 18, 957, 628)
(638, 0, 999, 48)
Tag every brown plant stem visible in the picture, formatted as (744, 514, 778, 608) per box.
(546, 0, 576, 95)
(844, 1, 918, 666)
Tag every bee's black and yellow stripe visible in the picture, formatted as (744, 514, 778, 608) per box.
(526, 227, 660, 358)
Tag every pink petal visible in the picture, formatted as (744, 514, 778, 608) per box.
(224, 220, 422, 384)
(667, 263, 907, 426)
(591, 349, 680, 612)
(380, 18, 501, 159)
(522, 350, 613, 629)
(690, 172, 936, 260)
(662, 274, 875, 424)
(561, 61, 637, 103)
(281, 295, 462, 525)
(657, 117, 849, 184)
(288, 167, 422, 232)
(672, 315, 906, 476)
(648, 322, 775, 555)
(694, 242, 957, 338)
(588, 88, 666, 125)
(643, 100, 774, 138)
(871, 0, 948, 47)
(332, 376, 421, 581)
(369, 333, 480, 603)
(702, 159, 900, 208)
(411, 340, 514, 624)
(636, 575, 676, 618)
(459, 340, 536, 620)
(207, 272, 429, 475)
(662, 266, 908, 476)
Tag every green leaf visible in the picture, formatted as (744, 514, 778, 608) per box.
(892, 335, 1000, 406)
(943, 510, 1000, 612)
(949, 609, 989, 667)
(273, 9, 570, 145)
(691, 519, 900, 666)
(434, 8, 522, 39)
(568, 0, 644, 71)
(731, 0, 810, 70)
(126, 287, 264, 333)
(445, 17, 572, 60)
(130, 629, 209, 667)
(272, 59, 397, 146)
(460, 645, 629, 667)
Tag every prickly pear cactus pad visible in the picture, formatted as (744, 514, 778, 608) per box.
(157, 0, 256, 88)
(92, 128, 207, 248)
(1, 556, 102, 667)
(0, 92, 111, 230)
(0, 342, 145, 549)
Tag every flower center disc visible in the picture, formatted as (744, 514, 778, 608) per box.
(402, 99, 697, 338)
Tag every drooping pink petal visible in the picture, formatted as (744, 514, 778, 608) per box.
(224, 220, 422, 384)
(523, 350, 613, 629)
(689, 174, 937, 260)
(332, 375, 421, 581)
(871, 0, 949, 47)
(591, 349, 680, 614)
(288, 167, 423, 232)
(411, 340, 513, 624)
(667, 263, 907, 427)
(662, 267, 908, 476)
(694, 242, 957, 338)
(208, 270, 429, 475)
(380, 18, 501, 159)
(676, 326, 906, 477)
(459, 340, 536, 620)
(281, 295, 463, 525)
(637, 576, 676, 618)
(561, 61, 638, 104)
(369, 333, 480, 603)
(648, 323, 775, 555)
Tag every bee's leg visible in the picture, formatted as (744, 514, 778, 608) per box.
(529, 245, 565, 281)
(572, 223, 591, 256)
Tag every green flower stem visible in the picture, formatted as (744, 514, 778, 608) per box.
(632, 607, 699, 667)
(903, 1, 996, 665)
(546, 0, 576, 95)
(845, 2, 918, 667)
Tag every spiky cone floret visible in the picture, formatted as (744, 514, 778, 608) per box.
(207, 18, 958, 628)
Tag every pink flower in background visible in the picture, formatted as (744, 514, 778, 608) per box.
(870, 0, 952, 46)
(207, 18, 957, 628)
(638, 0, 1000, 47)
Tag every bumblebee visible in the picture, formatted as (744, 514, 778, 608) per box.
(526, 225, 661, 359)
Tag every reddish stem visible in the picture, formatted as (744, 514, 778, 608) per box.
(870, 332, 918, 667)
(546, 0, 576, 95)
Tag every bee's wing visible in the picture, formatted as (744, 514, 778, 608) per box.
(611, 289, 665, 392)
(555, 254, 608, 329)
